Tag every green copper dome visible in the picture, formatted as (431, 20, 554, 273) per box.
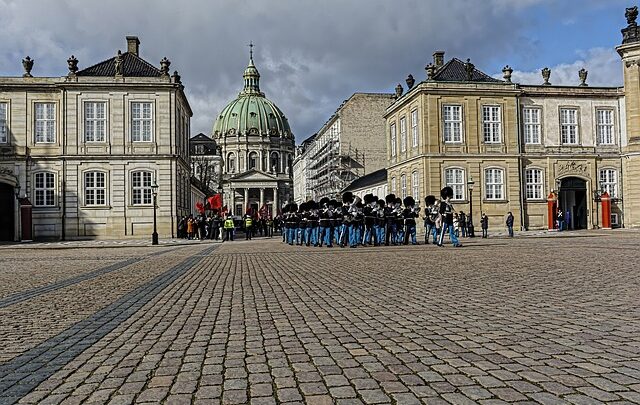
(213, 55, 292, 139)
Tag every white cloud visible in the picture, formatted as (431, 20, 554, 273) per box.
(508, 47, 622, 87)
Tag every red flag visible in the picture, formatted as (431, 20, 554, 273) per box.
(207, 194, 222, 210)
(195, 201, 205, 214)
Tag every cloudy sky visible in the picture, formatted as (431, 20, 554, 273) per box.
(0, 0, 630, 142)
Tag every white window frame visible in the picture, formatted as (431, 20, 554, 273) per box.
(599, 168, 617, 198)
(443, 105, 462, 143)
(523, 107, 541, 145)
(84, 101, 107, 143)
(411, 109, 418, 148)
(34, 172, 55, 207)
(131, 170, 153, 205)
(482, 105, 502, 143)
(444, 168, 465, 201)
(131, 102, 153, 142)
(0, 102, 7, 144)
(84, 171, 107, 206)
(484, 168, 505, 200)
(400, 174, 407, 199)
(560, 108, 578, 145)
(525, 168, 543, 200)
(411, 171, 419, 200)
(35, 102, 56, 143)
(596, 109, 615, 145)
(390, 122, 397, 157)
(400, 117, 407, 152)
(390, 177, 396, 195)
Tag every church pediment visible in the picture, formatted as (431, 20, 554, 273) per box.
(229, 170, 278, 182)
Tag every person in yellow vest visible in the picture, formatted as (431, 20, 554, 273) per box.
(223, 214, 235, 241)
(244, 214, 253, 240)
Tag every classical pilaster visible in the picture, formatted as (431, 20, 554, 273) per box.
(273, 188, 279, 215)
(244, 188, 250, 213)
(260, 188, 265, 207)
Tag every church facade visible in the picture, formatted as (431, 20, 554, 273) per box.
(213, 50, 295, 217)
(386, 9, 640, 230)
(0, 36, 192, 241)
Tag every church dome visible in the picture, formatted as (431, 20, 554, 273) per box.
(213, 54, 293, 139)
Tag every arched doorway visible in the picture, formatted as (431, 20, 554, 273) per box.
(559, 177, 587, 230)
(0, 182, 15, 241)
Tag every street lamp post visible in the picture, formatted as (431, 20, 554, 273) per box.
(467, 175, 475, 238)
(151, 181, 159, 245)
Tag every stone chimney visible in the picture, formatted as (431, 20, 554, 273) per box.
(433, 51, 445, 68)
(126, 36, 140, 56)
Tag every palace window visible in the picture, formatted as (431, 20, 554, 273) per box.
(132, 171, 153, 205)
(34, 172, 55, 207)
(390, 122, 397, 157)
(400, 174, 407, 198)
(35, 102, 56, 143)
(0, 103, 7, 143)
(85, 171, 106, 206)
(599, 169, 618, 198)
(482, 105, 501, 143)
(131, 102, 153, 142)
(411, 171, 419, 200)
(84, 101, 107, 142)
(400, 117, 407, 152)
(525, 168, 543, 200)
(411, 109, 418, 147)
(443, 105, 462, 143)
(484, 168, 504, 200)
(523, 108, 541, 144)
(560, 108, 578, 144)
(597, 109, 614, 145)
(390, 176, 396, 195)
(445, 168, 465, 201)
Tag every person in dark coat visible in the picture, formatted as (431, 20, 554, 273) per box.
(481, 213, 489, 238)
(506, 212, 514, 237)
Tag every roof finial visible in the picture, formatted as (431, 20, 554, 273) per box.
(248, 41, 254, 60)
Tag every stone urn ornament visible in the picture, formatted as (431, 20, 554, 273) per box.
(502, 65, 513, 83)
(579, 68, 588, 86)
(22, 56, 34, 77)
(542, 67, 551, 85)
(67, 55, 78, 76)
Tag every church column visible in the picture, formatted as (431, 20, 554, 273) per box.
(230, 188, 236, 216)
(273, 188, 279, 215)
(260, 150, 264, 171)
(244, 188, 250, 214)
(260, 188, 265, 208)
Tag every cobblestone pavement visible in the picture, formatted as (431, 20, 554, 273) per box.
(0, 233, 639, 405)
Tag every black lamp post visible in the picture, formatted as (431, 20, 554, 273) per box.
(151, 181, 159, 245)
(467, 175, 475, 237)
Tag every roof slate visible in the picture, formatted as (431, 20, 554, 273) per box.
(432, 58, 502, 83)
(343, 168, 387, 192)
(77, 52, 162, 77)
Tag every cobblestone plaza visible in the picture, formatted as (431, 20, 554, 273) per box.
(0, 233, 639, 404)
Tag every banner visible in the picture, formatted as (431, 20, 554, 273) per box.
(207, 194, 222, 210)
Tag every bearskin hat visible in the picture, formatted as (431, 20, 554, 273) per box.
(395, 197, 402, 205)
(289, 202, 298, 213)
(424, 195, 437, 206)
(441, 186, 454, 199)
(329, 199, 338, 208)
(342, 191, 354, 204)
(307, 200, 318, 210)
(319, 197, 330, 208)
(376, 199, 385, 208)
(372, 195, 379, 202)
(363, 193, 375, 204)
(356, 201, 364, 208)
(403, 196, 415, 207)
(385, 193, 396, 204)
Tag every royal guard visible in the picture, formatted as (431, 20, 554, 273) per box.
(438, 187, 462, 247)
(374, 198, 386, 246)
(362, 194, 377, 246)
(423, 195, 439, 245)
(384, 194, 397, 246)
(402, 196, 420, 245)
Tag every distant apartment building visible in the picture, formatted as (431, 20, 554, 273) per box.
(293, 93, 394, 202)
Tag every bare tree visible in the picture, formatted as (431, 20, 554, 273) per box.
(191, 155, 221, 194)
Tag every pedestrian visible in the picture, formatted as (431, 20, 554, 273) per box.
(453, 213, 460, 237)
(506, 211, 514, 237)
(565, 209, 571, 231)
(424, 195, 438, 245)
(556, 208, 564, 231)
(244, 214, 253, 240)
(458, 211, 467, 238)
(187, 215, 195, 240)
(223, 214, 235, 241)
(481, 213, 489, 238)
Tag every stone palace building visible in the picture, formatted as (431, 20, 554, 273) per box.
(386, 8, 640, 230)
(0, 36, 192, 241)
(213, 48, 295, 217)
